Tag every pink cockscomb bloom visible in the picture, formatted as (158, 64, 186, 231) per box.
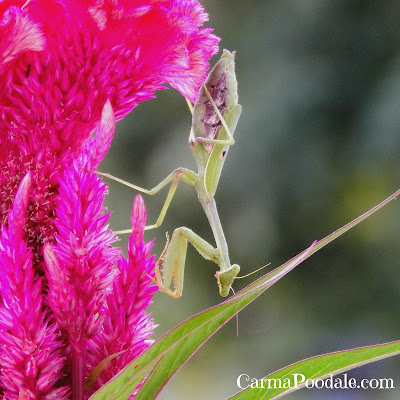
(0, 0, 219, 398)
(86, 194, 158, 394)
(0, 0, 219, 274)
(0, 172, 69, 399)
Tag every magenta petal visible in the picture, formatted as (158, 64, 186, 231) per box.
(0, 6, 46, 66)
(6, 171, 31, 244)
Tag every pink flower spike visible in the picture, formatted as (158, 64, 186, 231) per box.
(0, 175, 68, 399)
(131, 191, 147, 250)
(45, 160, 120, 397)
(87, 194, 157, 393)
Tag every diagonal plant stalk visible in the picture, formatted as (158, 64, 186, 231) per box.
(89, 187, 400, 400)
(234, 186, 400, 299)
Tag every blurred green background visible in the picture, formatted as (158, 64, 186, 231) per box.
(102, 1, 400, 399)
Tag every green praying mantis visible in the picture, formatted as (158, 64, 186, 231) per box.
(98, 50, 243, 298)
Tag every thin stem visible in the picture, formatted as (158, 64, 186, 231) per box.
(72, 342, 86, 400)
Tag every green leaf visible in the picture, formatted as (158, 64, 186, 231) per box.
(89, 187, 400, 400)
(229, 340, 400, 399)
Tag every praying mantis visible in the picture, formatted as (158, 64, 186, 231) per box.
(99, 50, 242, 298)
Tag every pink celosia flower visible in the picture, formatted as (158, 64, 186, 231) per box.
(0, 0, 219, 398)
(43, 103, 120, 398)
(44, 102, 119, 347)
(0, 0, 219, 273)
(86, 194, 157, 394)
(0, 172, 69, 399)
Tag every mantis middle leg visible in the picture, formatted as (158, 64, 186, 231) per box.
(95, 168, 198, 232)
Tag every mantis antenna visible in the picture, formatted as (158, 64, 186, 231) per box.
(96, 50, 243, 298)
(235, 264, 271, 279)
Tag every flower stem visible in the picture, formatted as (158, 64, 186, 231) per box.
(72, 342, 86, 400)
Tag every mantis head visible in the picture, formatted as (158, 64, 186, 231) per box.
(215, 264, 240, 297)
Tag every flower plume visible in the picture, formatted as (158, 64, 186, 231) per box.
(0, 0, 218, 274)
(87, 194, 157, 392)
(0, 0, 219, 396)
(0, 172, 68, 399)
